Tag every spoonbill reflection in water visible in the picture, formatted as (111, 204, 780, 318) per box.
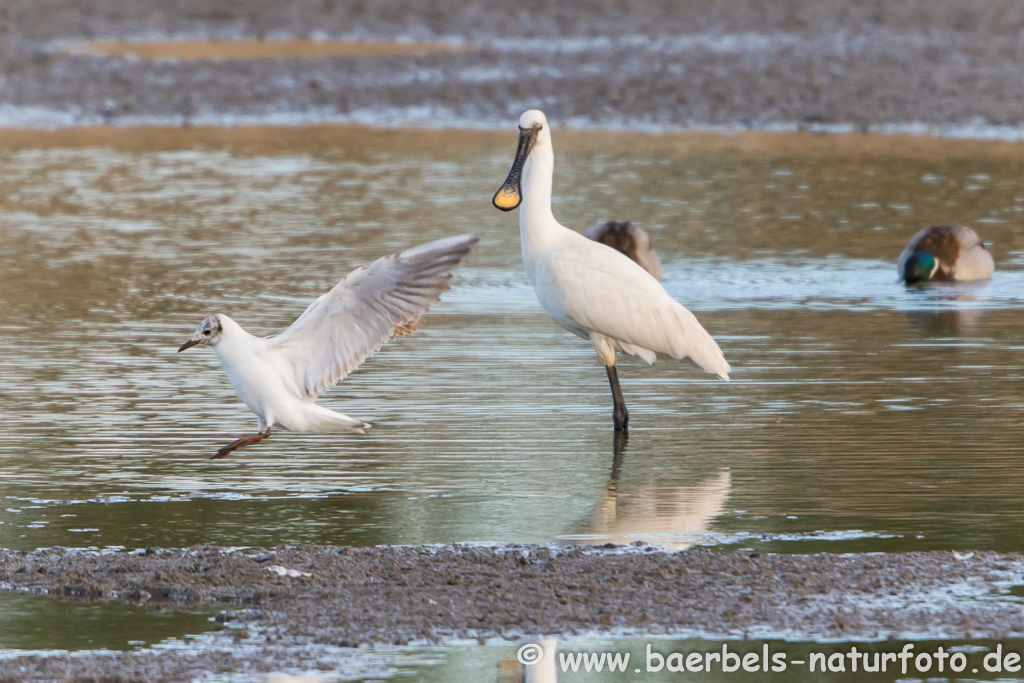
(498, 639, 559, 683)
(492, 109, 729, 432)
(587, 435, 731, 550)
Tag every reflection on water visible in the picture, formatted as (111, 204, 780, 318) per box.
(905, 305, 984, 335)
(496, 639, 558, 683)
(0, 126, 1023, 556)
(559, 435, 732, 549)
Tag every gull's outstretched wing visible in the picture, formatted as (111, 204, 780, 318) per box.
(269, 234, 478, 399)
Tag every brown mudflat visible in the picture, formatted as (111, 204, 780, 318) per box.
(0, 545, 1022, 679)
(1, 0, 1024, 128)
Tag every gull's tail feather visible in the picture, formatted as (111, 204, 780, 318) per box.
(303, 404, 370, 434)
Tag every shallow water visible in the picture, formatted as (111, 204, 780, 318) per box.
(0, 591, 223, 651)
(0, 126, 1023, 561)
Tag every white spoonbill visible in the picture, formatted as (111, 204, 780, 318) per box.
(492, 110, 729, 432)
(177, 234, 478, 459)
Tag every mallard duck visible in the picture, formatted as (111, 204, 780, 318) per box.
(897, 225, 994, 284)
(583, 220, 662, 280)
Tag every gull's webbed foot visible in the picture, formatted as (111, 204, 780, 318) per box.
(211, 428, 271, 460)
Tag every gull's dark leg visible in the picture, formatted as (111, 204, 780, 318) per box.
(605, 365, 629, 433)
(211, 428, 271, 460)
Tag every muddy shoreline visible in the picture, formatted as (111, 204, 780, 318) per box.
(1, 545, 1023, 680)
(1, 1, 1024, 131)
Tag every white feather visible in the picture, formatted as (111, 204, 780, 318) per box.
(193, 235, 477, 436)
(270, 234, 479, 399)
(513, 109, 730, 380)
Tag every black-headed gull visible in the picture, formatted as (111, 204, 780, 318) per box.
(492, 109, 729, 433)
(178, 234, 478, 459)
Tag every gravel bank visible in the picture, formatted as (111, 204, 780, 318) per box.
(1, 544, 1023, 680)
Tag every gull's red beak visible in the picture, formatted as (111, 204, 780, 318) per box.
(178, 339, 200, 352)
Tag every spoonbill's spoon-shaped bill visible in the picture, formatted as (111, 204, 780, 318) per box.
(492, 123, 539, 211)
(177, 234, 479, 459)
(493, 109, 729, 432)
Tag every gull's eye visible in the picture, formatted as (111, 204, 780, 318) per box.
(203, 329, 211, 335)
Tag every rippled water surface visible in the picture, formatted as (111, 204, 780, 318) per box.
(1, 127, 1023, 557)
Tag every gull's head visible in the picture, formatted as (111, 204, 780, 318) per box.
(492, 109, 550, 212)
(178, 314, 224, 352)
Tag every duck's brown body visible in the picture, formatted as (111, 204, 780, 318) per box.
(584, 221, 662, 280)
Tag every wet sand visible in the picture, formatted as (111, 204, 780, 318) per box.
(3, 122, 1024, 158)
(1, 1, 1024, 129)
(1, 545, 1023, 679)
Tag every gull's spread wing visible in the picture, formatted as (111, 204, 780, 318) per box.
(269, 234, 478, 399)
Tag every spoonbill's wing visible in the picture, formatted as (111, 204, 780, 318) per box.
(269, 234, 478, 399)
(540, 239, 730, 379)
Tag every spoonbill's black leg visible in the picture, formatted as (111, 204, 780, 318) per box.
(606, 365, 629, 433)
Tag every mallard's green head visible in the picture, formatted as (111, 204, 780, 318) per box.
(903, 251, 938, 284)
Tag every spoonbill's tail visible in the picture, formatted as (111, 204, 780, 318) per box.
(671, 305, 731, 381)
(613, 303, 731, 381)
